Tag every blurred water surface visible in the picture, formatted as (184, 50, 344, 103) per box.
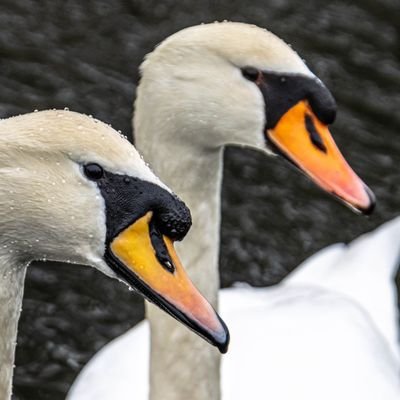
(0, 0, 398, 398)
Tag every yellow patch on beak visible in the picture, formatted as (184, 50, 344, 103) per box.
(109, 212, 229, 351)
(267, 100, 374, 214)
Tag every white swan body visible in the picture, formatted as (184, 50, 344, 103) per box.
(68, 217, 400, 400)
(133, 22, 375, 400)
(0, 110, 228, 399)
(71, 22, 377, 400)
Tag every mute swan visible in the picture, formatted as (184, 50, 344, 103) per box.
(69, 22, 375, 400)
(0, 110, 229, 399)
(68, 218, 400, 400)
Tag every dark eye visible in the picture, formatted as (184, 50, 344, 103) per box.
(242, 67, 262, 83)
(83, 163, 104, 180)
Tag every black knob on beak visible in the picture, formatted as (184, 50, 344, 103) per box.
(153, 195, 192, 241)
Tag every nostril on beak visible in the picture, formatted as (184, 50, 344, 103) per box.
(305, 114, 327, 153)
(149, 218, 176, 273)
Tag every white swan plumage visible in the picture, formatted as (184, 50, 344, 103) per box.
(69, 21, 384, 400)
(68, 218, 400, 400)
(0, 110, 228, 399)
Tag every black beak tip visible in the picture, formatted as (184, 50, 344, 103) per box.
(215, 316, 230, 354)
(360, 185, 376, 216)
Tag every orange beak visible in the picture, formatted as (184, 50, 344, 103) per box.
(267, 100, 375, 214)
(106, 212, 229, 353)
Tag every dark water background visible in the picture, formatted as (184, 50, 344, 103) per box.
(0, 0, 398, 398)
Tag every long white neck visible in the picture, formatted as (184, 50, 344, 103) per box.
(136, 124, 224, 400)
(0, 256, 27, 400)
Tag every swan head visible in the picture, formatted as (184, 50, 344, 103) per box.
(0, 110, 229, 353)
(135, 21, 374, 214)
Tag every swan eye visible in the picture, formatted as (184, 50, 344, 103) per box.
(83, 163, 104, 180)
(242, 67, 262, 83)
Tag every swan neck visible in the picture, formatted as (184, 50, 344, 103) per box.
(0, 257, 27, 400)
(136, 141, 224, 294)
(136, 129, 224, 400)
